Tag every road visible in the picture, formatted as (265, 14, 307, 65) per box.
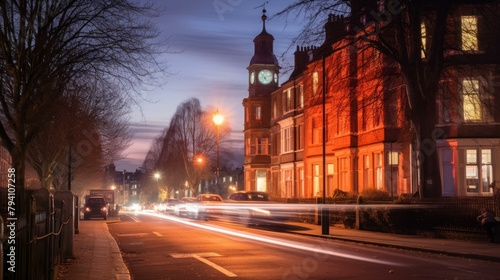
(108, 211, 496, 280)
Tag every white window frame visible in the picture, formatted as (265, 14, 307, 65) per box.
(281, 126, 293, 154)
(465, 148, 493, 195)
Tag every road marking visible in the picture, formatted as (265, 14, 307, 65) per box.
(117, 233, 149, 237)
(171, 252, 237, 277)
(153, 231, 163, 237)
(126, 214, 141, 223)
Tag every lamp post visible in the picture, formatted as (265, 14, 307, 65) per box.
(321, 52, 329, 235)
(154, 172, 161, 202)
(212, 109, 224, 194)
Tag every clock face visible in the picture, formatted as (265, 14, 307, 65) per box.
(258, 69, 273, 85)
(250, 72, 255, 84)
(274, 73, 278, 83)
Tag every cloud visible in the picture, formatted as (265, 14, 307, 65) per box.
(116, 1, 303, 171)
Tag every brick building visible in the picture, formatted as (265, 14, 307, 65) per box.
(243, 2, 500, 199)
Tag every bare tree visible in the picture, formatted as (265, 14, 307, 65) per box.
(144, 98, 232, 198)
(27, 82, 132, 192)
(0, 0, 168, 205)
(277, 0, 500, 197)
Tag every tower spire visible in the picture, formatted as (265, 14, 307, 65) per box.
(261, 8, 267, 32)
(255, 2, 269, 32)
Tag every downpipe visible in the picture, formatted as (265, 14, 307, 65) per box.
(1, 216, 3, 280)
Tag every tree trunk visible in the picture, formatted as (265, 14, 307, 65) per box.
(411, 86, 445, 197)
(12, 145, 26, 214)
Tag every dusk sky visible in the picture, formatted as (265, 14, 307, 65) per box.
(114, 1, 304, 171)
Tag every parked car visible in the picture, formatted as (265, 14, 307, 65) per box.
(187, 194, 224, 220)
(224, 191, 288, 226)
(83, 196, 108, 220)
(173, 197, 196, 217)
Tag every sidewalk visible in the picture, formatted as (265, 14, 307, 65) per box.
(57, 216, 500, 280)
(56, 218, 130, 280)
(286, 222, 500, 262)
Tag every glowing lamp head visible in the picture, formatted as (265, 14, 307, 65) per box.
(213, 109, 224, 126)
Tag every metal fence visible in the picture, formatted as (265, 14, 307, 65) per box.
(1, 188, 75, 280)
(283, 194, 498, 237)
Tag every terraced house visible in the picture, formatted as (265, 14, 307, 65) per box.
(243, 1, 500, 199)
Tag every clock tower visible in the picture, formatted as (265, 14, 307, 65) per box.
(242, 8, 279, 192)
(247, 9, 280, 97)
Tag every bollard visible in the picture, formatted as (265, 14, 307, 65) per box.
(355, 195, 363, 230)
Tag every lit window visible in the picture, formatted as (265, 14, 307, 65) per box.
(256, 170, 267, 192)
(363, 155, 370, 189)
(284, 88, 292, 112)
(461, 16, 478, 51)
(389, 152, 398, 165)
(466, 149, 493, 194)
(421, 22, 426, 58)
(255, 106, 261, 120)
(375, 152, 383, 190)
(313, 164, 320, 197)
(284, 169, 293, 198)
(462, 79, 481, 121)
(312, 72, 319, 95)
(327, 163, 334, 196)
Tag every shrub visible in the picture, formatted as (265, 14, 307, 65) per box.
(360, 188, 392, 201)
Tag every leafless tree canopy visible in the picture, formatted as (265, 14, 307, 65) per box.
(0, 0, 169, 198)
(142, 98, 232, 201)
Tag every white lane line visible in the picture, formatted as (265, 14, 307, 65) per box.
(171, 252, 237, 277)
(153, 231, 163, 237)
(145, 212, 403, 267)
(126, 214, 141, 223)
(117, 233, 149, 237)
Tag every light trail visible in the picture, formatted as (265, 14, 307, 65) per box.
(131, 211, 406, 267)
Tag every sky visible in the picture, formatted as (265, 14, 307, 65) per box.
(114, 1, 304, 172)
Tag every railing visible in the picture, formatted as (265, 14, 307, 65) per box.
(279, 194, 498, 238)
(1, 189, 75, 280)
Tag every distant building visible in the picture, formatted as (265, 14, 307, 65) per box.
(104, 163, 143, 205)
(197, 167, 244, 198)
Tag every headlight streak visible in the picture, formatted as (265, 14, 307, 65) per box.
(139, 211, 405, 267)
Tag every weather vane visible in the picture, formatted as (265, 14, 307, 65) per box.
(254, 1, 269, 12)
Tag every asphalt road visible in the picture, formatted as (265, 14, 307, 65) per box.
(108, 211, 497, 280)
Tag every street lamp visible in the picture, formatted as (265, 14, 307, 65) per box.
(154, 172, 161, 202)
(212, 109, 224, 194)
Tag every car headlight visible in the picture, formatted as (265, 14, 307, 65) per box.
(250, 208, 271, 216)
(85, 207, 90, 212)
